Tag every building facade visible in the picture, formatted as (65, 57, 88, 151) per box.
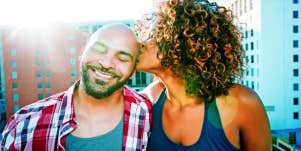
(2, 24, 87, 118)
(0, 29, 7, 133)
(226, 0, 301, 130)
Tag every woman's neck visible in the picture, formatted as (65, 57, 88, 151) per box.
(156, 69, 204, 107)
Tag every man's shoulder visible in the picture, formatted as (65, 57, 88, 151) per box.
(5, 92, 66, 130)
(123, 86, 152, 111)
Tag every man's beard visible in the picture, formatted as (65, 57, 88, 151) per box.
(81, 64, 129, 99)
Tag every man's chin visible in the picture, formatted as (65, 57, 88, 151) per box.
(84, 80, 127, 99)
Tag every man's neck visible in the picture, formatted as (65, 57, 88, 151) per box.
(71, 82, 125, 137)
(74, 83, 125, 117)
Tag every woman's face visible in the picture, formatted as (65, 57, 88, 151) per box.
(136, 38, 162, 72)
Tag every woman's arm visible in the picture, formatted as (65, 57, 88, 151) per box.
(233, 85, 272, 151)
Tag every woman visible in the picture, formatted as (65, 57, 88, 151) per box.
(135, 0, 272, 150)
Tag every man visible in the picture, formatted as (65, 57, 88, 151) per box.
(1, 23, 152, 151)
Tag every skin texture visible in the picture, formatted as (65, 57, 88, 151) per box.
(72, 23, 140, 138)
(136, 0, 272, 150)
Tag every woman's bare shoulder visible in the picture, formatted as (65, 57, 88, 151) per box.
(228, 84, 264, 110)
(228, 84, 272, 150)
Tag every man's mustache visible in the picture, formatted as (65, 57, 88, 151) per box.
(86, 64, 121, 79)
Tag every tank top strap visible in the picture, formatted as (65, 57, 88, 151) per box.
(152, 89, 166, 119)
(154, 89, 166, 107)
(206, 95, 224, 129)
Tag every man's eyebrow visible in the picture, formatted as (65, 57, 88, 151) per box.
(94, 41, 108, 49)
(118, 51, 134, 61)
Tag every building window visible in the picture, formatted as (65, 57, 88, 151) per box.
(250, 29, 254, 37)
(93, 25, 100, 33)
(13, 105, 19, 113)
(126, 79, 133, 86)
(293, 69, 299, 77)
(70, 58, 76, 66)
(12, 71, 18, 79)
(250, 55, 254, 63)
(294, 112, 299, 119)
(46, 93, 51, 97)
(245, 31, 248, 38)
(293, 83, 299, 91)
(11, 60, 17, 68)
(13, 93, 19, 102)
(68, 35, 75, 41)
(251, 68, 254, 77)
(294, 97, 299, 105)
(70, 70, 77, 77)
(293, 55, 299, 62)
(44, 48, 49, 53)
(235, 0, 238, 16)
(44, 60, 49, 66)
(293, 11, 299, 19)
(36, 60, 42, 66)
(293, 0, 299, 4)
(293, 25, 299, 33)
(135, 72, 147, 86)
(10, 48, 16, 56)
(250, 0, 253, 10)
(45, 82, 51, 89)
(265, 105, 275, 111)
(244, 0, 247, 13)
(10, 39, 15, 45)
(70, 47, 76, 54)
(293, 40, 299, 48)
(37, 82, 43, 89)
(38, 93, 44, 100)
(250, 42, 254, 50)
(12, 82, 18, 90)
(36, 48, 41, 55)
(245, 43, 248, 50)
(45, 71, 51, 77)
(239, 0, 243, 16)
(251, 81, 255, 90)
(37, 71, 43, 78)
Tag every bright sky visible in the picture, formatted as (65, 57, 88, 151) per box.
(0, 0, 153, 25)
(215, 0, 229, 5)
(0, 0, 229, 26)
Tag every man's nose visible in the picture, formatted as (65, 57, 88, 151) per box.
(98, 56, 115, 69)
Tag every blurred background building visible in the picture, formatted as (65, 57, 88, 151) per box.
(225, 0, 301, 150)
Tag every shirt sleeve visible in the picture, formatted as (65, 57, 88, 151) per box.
(1, 118, 18, 151)
(142, 102, 152, 151)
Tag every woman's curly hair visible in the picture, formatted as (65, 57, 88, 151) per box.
(135, 0, 245, 100)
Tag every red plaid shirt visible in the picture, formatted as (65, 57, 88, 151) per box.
(1, 82, 152, 151)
